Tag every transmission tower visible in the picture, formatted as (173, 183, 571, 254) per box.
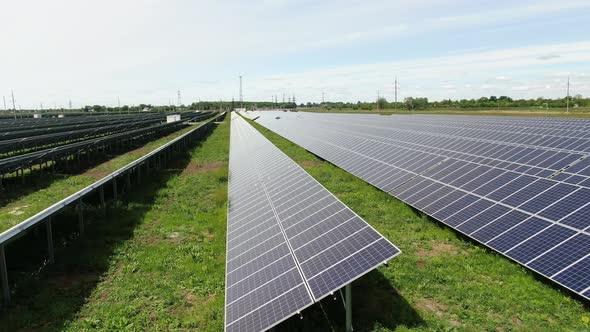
(11, 90, 16, 119)
(177, 90, 182, 106)
(2, 96, 6, 111)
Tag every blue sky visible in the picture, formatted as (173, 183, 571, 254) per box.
(1, 0, 590, 108)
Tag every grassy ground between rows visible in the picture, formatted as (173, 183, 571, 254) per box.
(246, 117, 590, 331)
(0, 124, 199, 233)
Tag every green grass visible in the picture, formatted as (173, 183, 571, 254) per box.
(302, 107, 590, 118)
(0, 119, 229, 331)
(246, 117, 590, 331)
(0, 124, 198, 233)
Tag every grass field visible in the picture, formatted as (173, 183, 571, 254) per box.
(1, 113, 589, 331)
(302, 107, 590, 118)
(0, 124, 198, 233)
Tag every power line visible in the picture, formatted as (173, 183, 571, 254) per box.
(566, 76, 570, 114)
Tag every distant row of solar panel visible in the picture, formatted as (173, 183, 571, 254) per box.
(251, 111, 590, 300)
(225, 113, 400, 331)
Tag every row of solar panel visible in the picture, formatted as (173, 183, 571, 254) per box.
(252, 111, 590, 300)
(307, 116, 590, 182)
(225, 114, 400, 332)
(324, 114, 590, 148)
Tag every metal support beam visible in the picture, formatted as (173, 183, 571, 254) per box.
(46, 217, 54, 264)
(345, 284, 352, 332)
(113, 178, 118, 201)
(99, 186, 105, 209)
(78, 200, 84, 235)
(126, 172, 131, 192)
(0, 245, 10, 305)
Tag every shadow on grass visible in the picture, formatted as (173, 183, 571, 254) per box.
(0, 125, 216, 331)
(278, 270, 423, 332)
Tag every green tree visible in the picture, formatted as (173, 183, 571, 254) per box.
(377, 97, 387, 110)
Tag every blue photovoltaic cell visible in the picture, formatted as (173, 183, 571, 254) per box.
(537, 188, 588, 223)
(251, 111, 590, 301)
(505, 225, 577, 263)
(559, 204, 590, 230)
(527, 234, 590, 277)
(472, 172, 520, 196)
(445, 199, 495, 227)
(553, 256, 590, 292)
(457, 204, 511, 234)
(486, 175, 536, 201)
(500, 179, 556, 208)
(518, 184, 578, 214)
(432, 194, 479, 221)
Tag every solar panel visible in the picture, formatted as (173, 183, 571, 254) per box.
(251, 111, 590, 300)
(225, 113, 401, 332)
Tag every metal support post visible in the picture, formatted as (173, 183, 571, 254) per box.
(113, 178, 118, 201)
(126, 172, 131, 192)
(0, 245, 10, 305)
(99, 186, 105, 209)
(46, 217, 54, 264)
(345, 284, 352, 332)
(78, 200, 84, 235)
(137, 165, 141, 183)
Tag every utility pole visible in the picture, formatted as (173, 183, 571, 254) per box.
(566, 76, 570, 114)
(177, 90, 182, 107)
(11, 90, 16, 120)
(68, 100, 72, 110)
(322, 91, 325, 104)
(293, 94, 296, 105)
(239, 75, 243, 109)
(40, 103, 44, 111)
(118, 96, 121, 114)
(377, 90, 380, 110)
(282, 93, 285, 103)
(394, 76, 398, 110)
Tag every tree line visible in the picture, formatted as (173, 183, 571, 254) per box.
(8, 95, 588, 115)
(303, 94, 590, 111)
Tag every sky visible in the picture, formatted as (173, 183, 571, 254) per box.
(1, 0, 590, 108)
